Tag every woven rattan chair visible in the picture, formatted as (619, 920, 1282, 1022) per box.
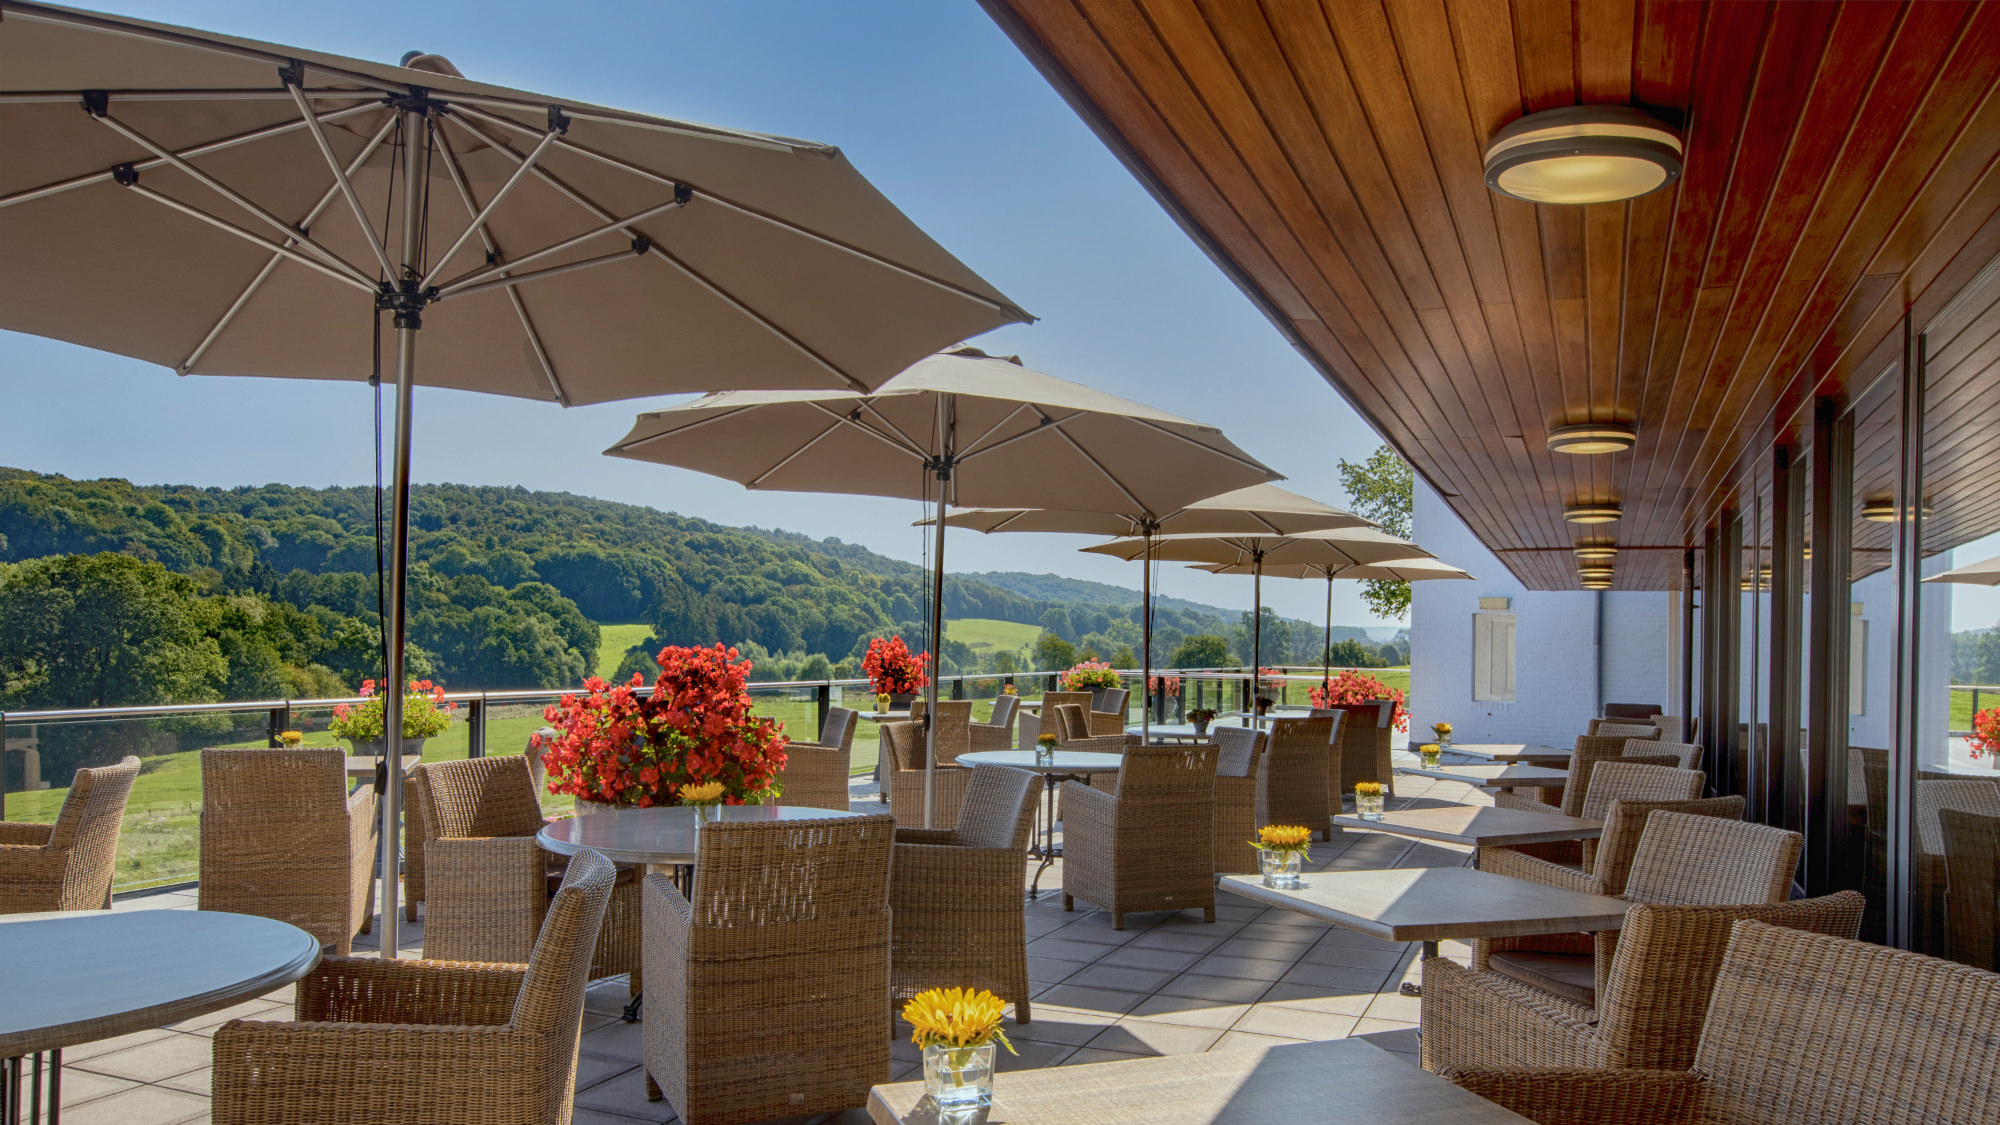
(642, 813, 895, 1125)
(775, 705, 856, 811)
(1917, 778, 2000, 955)
(1328, 700, 1395, 800)
(1623, 739, 1701, 769)
(1088, 687, 1130, 737)
(1062, 744, 1218, 930)
(199, 747, 377, 955)
(970, 694, 1018, 752)
(1492, 760, 1705, 868)
(412, 755, 641, 990)
(1582, 795, 1745, 896)
(1493, 737, 1679, 817)
(1474, 811, 1802, 1009)
(1264, 716, 1335, 839)
(1020, 691, 1091, 748)
(1212, 727, 1265, 875)
(213, 847, 616, 1125)
(1586, 720, 1660, 739)
(0, 755, 140, 913)
(1602, 703, 1664, 721)
(1422, 890, 1864, 1074)
(882, 720, 969, 828)
(1941, 808, 1999, 971)
(1445, 919, 2000, 1125)
(891, 765, 1043, 1020)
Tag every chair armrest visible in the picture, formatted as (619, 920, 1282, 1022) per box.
(0, 822, 54, 847)
(421, 836, 551, 965)
(214, 1020, 545, 1121)
(1492, 789, 1557, 813)
(1438, 1068, 1700, 1125)
(1419, 957, 1598, 1072)
(893, 828, 961, 846)
(1477, 847, 1607, 896)
(892, 842, 1025, 889)
(968, 725, 1013, 752)
(1060, 779, 1116, 819)
(1064, 734, 1129, 754)
(296, 955, 527, 1026)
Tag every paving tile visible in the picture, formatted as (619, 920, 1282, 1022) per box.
(1156, 973, 1271, 1004)
(995, 1037, 1076, 1072)
(574, 1110, 666, 1125)
(72, 1032, 215, 1082)
(1025, 953, 1089, 981)
(52, 1082, 209, 1125)
(1125, 994, 1252, 1029)
(1349, 1018, 1421, 1054)
(580, 1017, 645, 1061)
(51, 1068, 140, 1106)
(1189, 954, 1293, 982)
(158, 1066, 213, 1096)
(1213, 936, 1314, 962)
(1210, 1030, 1308, 1052)
(574, 1053, 640, 1091)
(1056, 915, 1157, 944)
(1085, 1019, 1223, 1056)
(1060, 963, 1176, 993)
(1125, 927, 1227, 953)
(1363, 989, 1423, 1023)
(168, 999, 288, 1035)
(1232, 1003, 1360, 1042)
(1033, 984, 1147, 1016)
(1301, 942, 1406, 971)
(1089, 944, 1201, 973)
(1023, 937, 1114, 963)
(1008, 1005, 1119, 1046)
(572, 1067, 677, 1122)
(62, 1028, 176, 1063)
(1276, 961, 1390, 992)
(1255, 983, 1378, 1017)
(1061, 1046, 1154, 1066)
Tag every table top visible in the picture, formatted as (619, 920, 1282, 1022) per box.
(867, 1037, 1532, 1125)
(1445, 743, 1572, 765)
(1219, 866, 1630, 943)
(859, 711, 913, 722)
(957, 750, 1125, 775)
(1395, 763, 1570, 786)
(344, 753, 420, 778)
(536, 803, 865, 865)
(0, 909, 321, 1057)
(1124, 721, 1249, 742)
(1333, 805, 1603, 847)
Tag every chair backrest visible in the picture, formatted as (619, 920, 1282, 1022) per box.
(1591, 795, 1745, 895)
(928, 699, 973, 755)
(884, 722, 921, 770)
(1624, 811, 1802, 905)
(1054, 703, 1092, 742)
(1562, 737, 1650, 815)
(1576, 761, 1705, 822)
(1856, 746, 1889, 832)
(1623, 739, 1702, 770)
(1269, 716, 1336, 763)
(954, 764, 1044, 851)
(1113, 744, 1218, 819)
(201, 747, 350, 822)
(1306, 708, 1348, 744)
(689, 813, 895, 942)
(1603, 702, 1664, 720)
(1940, 808, 2000, 971)
(415, 754, 544, 840)
(1650, 715, 1686, 741)
(1213, 726, 1266, 778)
(1917, 779, 2000, 856)
(1693, 919, 2000, 1122)
(986, 694, 1018, 730)
(1095, 687, 1130, 715)
(1039, 691, 1093, 718)
(509, 847, 616, 1122)
(1593, 892, 1866, 1070)
(820, 706, 858, 752)
(44, 755, 140, 909)
(1590, 721, 1660, 740)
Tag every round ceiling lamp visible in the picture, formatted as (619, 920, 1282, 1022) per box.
(1485, 106, 1683, 205)
(1565, 503, 1623, 524)
(1860, 500, 1935, 523)
(1580, 576, 1613, 590)
(1547, 421, 1638, 455)
(1574, 545, 1618, 561)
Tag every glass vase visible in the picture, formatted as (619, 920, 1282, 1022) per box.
(1035, 743, 1056, 765)
(1355, 791, 1385, 820)
(1259, 848, 1303, 889)
(692, 803, 718, 828)
(923, 1041, 995, 1117)
(1420, 747, 1442, 770)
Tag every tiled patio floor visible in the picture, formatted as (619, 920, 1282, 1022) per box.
(68, 761, 1487, 1125)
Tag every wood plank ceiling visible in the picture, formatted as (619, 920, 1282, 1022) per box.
(981, 0, 2000, 589)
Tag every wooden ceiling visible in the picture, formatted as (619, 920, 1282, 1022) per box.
(981, 0, 2000, 589)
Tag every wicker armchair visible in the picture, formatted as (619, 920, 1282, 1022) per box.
(775, 705, 856, 811)
(199, 748, 377, 955)
(1267, 716, 1336, 837)
(1062, 744, 1218, 930)
(1473, 811, 1802, 1008)
(1421, 890, 1864, 1074)
(0, 755, 140, 913)
(970, 694, 1018, 752)
(883, 720, 969, 828)
(1585, 720, 1659, 739)
(1444, 919, 2000, 1125)
(412, 756, 641, 990)
(1618, 739, 1700, 769)
(1088, 687, 1131, 737)
(1941, 808, 1999, 971)
(1582, 795, 1745, 895)
(1020, 691, 1092, 747)
(1212, 727, 1265, 875)
(642, 813, 895, 1125)
(1327, 700, 1395, 799)
(1917, 778, 2000, 955)
(891, 765, 1044, 1020)
(1494, 760, 1704, 868)
(1493, 738, 1680, 817)
(212, 848, 617, 1125)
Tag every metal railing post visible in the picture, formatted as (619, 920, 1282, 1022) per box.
(267, 703, 290, 748)
(468, 695, 487, 758)
(816, 682, 831, 737)
(951, 676, 965, 701)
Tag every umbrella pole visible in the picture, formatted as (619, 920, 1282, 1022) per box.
(1252, 552, 1263, 728)
(922, 394, 953, 830)
(1324, 572, 1333, 697)
(378, 104, 429, 961)
(1141, 527, 1153, 744)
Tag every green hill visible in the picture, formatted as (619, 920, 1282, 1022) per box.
(947, 617, 1042, 654)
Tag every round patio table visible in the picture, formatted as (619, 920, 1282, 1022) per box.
(957, 749, 1123, 898)
(1, 909, 321, 1123)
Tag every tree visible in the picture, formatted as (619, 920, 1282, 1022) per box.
(1039, 606, 1074, 642)
(1170, 633, 1232, 669)
(1327, 637, 1378, 669)
(1032, 631, 1076, 670)
(0, 552, 225, 709)
(1338, 444, 1416, 620)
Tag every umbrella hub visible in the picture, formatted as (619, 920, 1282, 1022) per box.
(377, 277, 440, 330)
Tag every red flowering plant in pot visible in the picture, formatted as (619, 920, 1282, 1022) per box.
(1308, 669, 1410, 733)
(1970, 705, 2000, 761)
(863, 636, 930, 704)
(533, 644, 789, 809)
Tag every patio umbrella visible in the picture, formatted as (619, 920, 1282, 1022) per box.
(1194, 558, 1474, 691)
(0, 2, 1027, 954)
(1081, 529, 1436, 700)
(604, 345, 1282, 824)
(1924, 553, 2000, 585)
(930, 484, 1375, 738)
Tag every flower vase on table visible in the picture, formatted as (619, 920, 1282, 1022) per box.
(1354, 782, 1385, 821)
(1419, 742, 1442, 770)
(1034, 733, 1058, 766)
(1251, 824, 1311, 889)
(679, 781, 726, 829)
(1432, 722, 1452, 751)
(904, 987, 1015, 1119)
(1188, 709, 1217, 738)
(328, 677, 455, 761)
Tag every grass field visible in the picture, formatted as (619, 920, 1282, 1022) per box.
(947, 617, 1041, 655)
(594, 623, 653, 681)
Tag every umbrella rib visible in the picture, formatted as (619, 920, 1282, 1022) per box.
(1046, 422, 1148, 514)
(121, 181, 378, 294)
(90, 110, 378, 289)
(419, 124, 565, 289)
(439, 247, 648, 300)
(180, 106, 400, 372)
(0, 101, 378, 212)
(2, 6, 408, 95)
(1126, 417, 1280, 477)
(285, 79, 397, 281)
(432, 196, 689, 297)
(851, 401, 932, 458)
(432, 127, 570, 405)
(952, 403, 1038, 461)
(610, 405, 764, 453)
(449, 103, 1031, 322)
(747, 415, 854, 488)
(440, 112, 871, 392)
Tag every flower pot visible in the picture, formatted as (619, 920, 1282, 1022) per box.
(345, 737, 427, 760)
(890, 693, 917, 709)
(923, 1041, 996, 1115)
(1355, 791, 1385, 820)
(1259, 848, 1303, 889)
(572, 796, 619, 817)
(1420, 748, 1442, 770)
(1191, 719, 1211, 737)
(689, 803, 719, 828)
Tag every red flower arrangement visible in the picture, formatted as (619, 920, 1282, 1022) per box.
(863, 636, 930, 696)
(1970, 705, 2000, 761)
(533, 644, 789, 807)
(1147, 674, 1181, 697)
(1309, 669, 1410, 733)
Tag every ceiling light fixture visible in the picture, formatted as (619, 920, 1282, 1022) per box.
(1573, 545, 1618, 561)
(1860, 500, 1935, 523)
(1547, 421, 1638, 455)
(1581, 577, 1613, 590)
(1485, 106, 1683, 204)
(1565, 503, 1623, 524)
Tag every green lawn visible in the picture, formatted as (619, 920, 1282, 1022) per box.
(594, 623, 653, 681)
(946, 617, 1041, 654)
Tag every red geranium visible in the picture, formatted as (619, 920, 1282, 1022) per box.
(1971, 706, 2000, 761)
(533, 644, 789, 807)
(1309, 669, 1409, 733)
(1147, 674, 1181, 697)
(863, 636, 930, 696)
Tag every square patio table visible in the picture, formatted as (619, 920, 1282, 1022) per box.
(1393, 763, 1570, 788)
(867, 1037, 1533, 1125)
(1444, 742, 1572, 766)
(1330, 805, 1602, 850)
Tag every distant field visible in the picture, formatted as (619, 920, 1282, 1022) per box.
(595, 623, 653, 680)
(947, 618, 1040, 653)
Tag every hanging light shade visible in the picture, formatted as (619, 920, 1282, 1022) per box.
(1565, 503, 1623, 524)
(1485, 106, 1683, 204)
(1574, 545, 1618, 561)
(1547, 421, 1638, 454)
(1860, 500, 1935, 523)
(1580, 576, 1614, 589)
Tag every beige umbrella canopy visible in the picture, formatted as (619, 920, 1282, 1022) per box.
(607, 345, 1282, 824)
(1924, 553, 2000, 586)
(0, 1, 1027, 955)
